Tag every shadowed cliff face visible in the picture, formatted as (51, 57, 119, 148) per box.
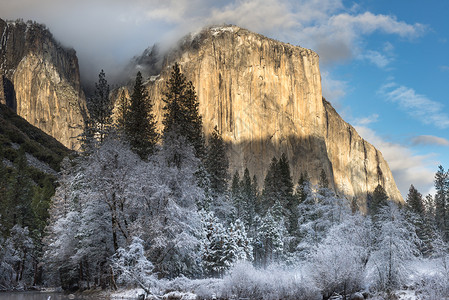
(117, 25, 403, 205)
(0, 19, 85, 150)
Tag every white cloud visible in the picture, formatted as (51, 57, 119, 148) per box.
(411, 135, 449, 146)
(353, 114, 379, 126)
(380, 82, 449, 129)
(294, 10, 425, 65)
(321, 71, 347, 108)
(440, 65, 449, 71)
(358, 50, 391, 68)
(355, 126, 436, 197)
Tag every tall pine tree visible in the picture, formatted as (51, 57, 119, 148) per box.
(368, 184, 389, 217)
(205, 126, 229, 195)
(83, 70, 114, 147)
(407, 184, 425, 216)
(434, 165, 448, 240)
(162, 63, 204, 159)
(125, 71, 158, 159)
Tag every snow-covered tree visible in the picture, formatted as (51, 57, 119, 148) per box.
(200, 212, 252, 277)
(110, 237, 156, 294)
(0, 225, 35, 287)
(309, 214, 372, 298)
(228, 218, 253, 263)
(367, 202, 419, 294)
(133, 135, 204, 278)
(200, 210, 228, 276)
(297, 186, 350, 256)
(255, 208, 287, 267)
(434, 165, 448, 240)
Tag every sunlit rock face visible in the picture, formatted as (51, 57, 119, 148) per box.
(0, 18, 85, 150)
(118, 25, 403, 205)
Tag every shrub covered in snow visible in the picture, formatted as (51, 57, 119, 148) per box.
(220, 261, 320, 300)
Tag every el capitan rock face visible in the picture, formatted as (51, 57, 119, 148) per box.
(122, 25, 403, 205)
(0, 19, 85, 149)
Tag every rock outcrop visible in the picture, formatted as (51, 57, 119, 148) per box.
(120, 25, 403, 204)
(0, 19, 85, 149)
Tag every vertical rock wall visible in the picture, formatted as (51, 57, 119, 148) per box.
(0, 19, 85, 150)
(120, 26, 403, 205)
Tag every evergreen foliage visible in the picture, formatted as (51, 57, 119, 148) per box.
(434, 165, 448, 239)
(368, 184, 389, 217)
(407, 184, 425, 216)
(262, 154, 294, 213)
(296, 171, 310, 205)
(205, 126, 229, 195)
(162, 63, 204, 159)
(83, 70, 114, 148)
(318, 168, 329, 189)
(124, 71, 159, 159)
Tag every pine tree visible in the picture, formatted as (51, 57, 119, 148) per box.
(407, 184, 425, 216)
(319, 168, 329, 190)
(278, 153, 294, 202)
(162, 63, 204, 159)
(262, 154, 293, 216)
(406, 184, 431, 255)
(368, 184, 389, 217)
(200, 211, 228, 276)
(205, 126, 229, 195)
(262, 157, 279, 211)
(241, 168, 256, 229)
(434, 165, 448, 239)
(83, 70, 114, 146)
(296, 171, 310, 205)
(231, 171, 244, 220)
(31, 177, 54, 234)
(6, 149, 34, 231)
(256, 210, 286, 267)
(125, 71, 158, 159)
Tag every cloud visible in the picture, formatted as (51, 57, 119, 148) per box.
(294, 10, 425, 65)
(411, 135, 449, 146)
(380, 82, 449, 128)
(355, 126, 436, 197)
(440, 65, 449, 71)
(358, 50, 391, 68)
(0, 0, 427, 84)
(321, 71, 347, 108)
(353, 114, 379, 126)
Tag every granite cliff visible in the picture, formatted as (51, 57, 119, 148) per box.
(120, 25, 403, 205)
(0, 19, 85, 149)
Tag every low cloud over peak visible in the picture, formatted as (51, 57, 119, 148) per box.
(0, 0, 426, 85)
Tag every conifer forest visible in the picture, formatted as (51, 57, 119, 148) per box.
(1, 64, 449, 300)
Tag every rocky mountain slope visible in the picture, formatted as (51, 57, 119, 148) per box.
(121, 25, 403, 205)
(0, 102, 71, 176)
(0, 18, 85, 150)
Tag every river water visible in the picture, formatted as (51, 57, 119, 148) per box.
(0, 292, 105, 300)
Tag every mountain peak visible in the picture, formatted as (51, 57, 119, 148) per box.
(116, 26, 403, 205)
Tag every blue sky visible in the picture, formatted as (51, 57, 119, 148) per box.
(2, 0, 447, 198)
